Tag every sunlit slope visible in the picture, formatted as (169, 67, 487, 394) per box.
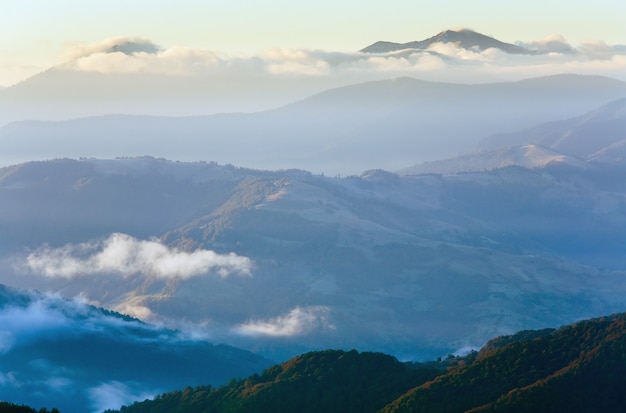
(2, 157, 626, 360)
(382, 313, 626, 413)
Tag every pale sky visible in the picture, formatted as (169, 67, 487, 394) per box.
(2, 0, 626, 87)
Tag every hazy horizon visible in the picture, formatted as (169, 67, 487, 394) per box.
(2, 3, 626, 411)
(2, 0, 626, 87)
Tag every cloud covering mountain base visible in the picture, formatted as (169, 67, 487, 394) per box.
(0, 284, 272, 413)
(3, 157, 626, 363)
(58, 33, 626, 83)
(2, 29, 626, 131)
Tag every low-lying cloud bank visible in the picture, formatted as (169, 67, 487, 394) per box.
(233, 306, 334, 337)
(23, 233, 252, 279)
(59, 35, 626, 82)
(0, 294, 163, 413)
(0, 288, 269, 413)
(0, 291, 157, 354)
(88, 381, 155, 413)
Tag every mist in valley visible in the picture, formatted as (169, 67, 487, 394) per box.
(1, 25, 626, 413)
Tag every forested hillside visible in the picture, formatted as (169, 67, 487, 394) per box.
(382, 313, 626, 412)
(0, 403, 58, 413)
(110, 312, 626, 413)
(107, 350, 443, 413)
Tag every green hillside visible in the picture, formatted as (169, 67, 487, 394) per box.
(109, 313, 626, 413)
(382, 313, 626, 412)
(108, 350, 443, 413)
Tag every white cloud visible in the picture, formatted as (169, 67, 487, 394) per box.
(113, 301, 155, 320)
(0, 293, 161, 346)
(5, 34, 626, 88)
(0, 295, 84, 352)
(0, 331, 15, 353)
(0, 371, 19, 386)
(233, 306, 333, 337)
(88, 381, 155, 413)
(0, 298, 71, 341)
(579, 40, 617, 60)
(68, 45, 236, 77)
(518, 34, 577, 54)
(48, 35, 626, 84)
(2, 33, 620, 91)
(24, 233, 252, 279)
(454, 345, 479, 356)
(62, 37, 160, 61)
(0, 290, 198, 356)
(57, 35, 621, 81)
(60, 38, 465, 78)
(0, 289, 228, 413)
(426, 42, 493, 61)
(44, 376, 74, 392)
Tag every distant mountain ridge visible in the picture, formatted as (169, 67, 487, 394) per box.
(478, 97, 626, 160)
(361, 28, 535, 54)
(398, 97, 626, 175)
(397, 144, 590, 175)
(2, 74, 625, 174)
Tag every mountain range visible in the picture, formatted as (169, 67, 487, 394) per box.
(2, 74, 625, 175)
(0, 68, 328, 126)
(398, 97, 626, 175)
(2, 26, 626, 413)
(0, 28, 588, 127)
(2, 80, 626, 363)
(1, 26, 625, 175)
(2, 144, 626, 362)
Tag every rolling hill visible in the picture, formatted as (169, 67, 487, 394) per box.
(478, 97, 626, 157)
(382, 312, 626, 412)
(2, 156, 626, 362)
(107, 350, 444, 413)
(398, 97, 626, 175)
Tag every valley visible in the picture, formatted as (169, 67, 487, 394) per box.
(1, 24, 626, 412)
(2, 144, 626, 363)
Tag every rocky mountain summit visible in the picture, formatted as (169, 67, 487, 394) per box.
(361, 28, 535, 54)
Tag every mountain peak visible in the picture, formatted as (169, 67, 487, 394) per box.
(360, 28, 535, 54)
(104, 39, 160, 55)
(61, 36, 161, 62)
